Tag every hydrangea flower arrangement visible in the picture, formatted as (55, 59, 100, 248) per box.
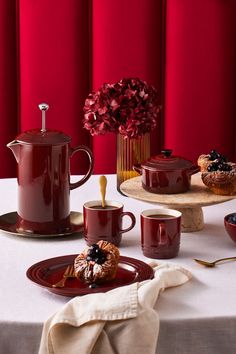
(83, 77, 160, 139)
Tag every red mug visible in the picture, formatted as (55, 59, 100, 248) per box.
(141, 208, 182, 259)
(83, 200, 136, 246)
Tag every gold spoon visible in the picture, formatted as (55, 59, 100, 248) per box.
(194, 257, 236, 268)
(99, 175, 107, 208)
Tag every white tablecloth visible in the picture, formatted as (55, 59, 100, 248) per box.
(0, 175, 236, 354)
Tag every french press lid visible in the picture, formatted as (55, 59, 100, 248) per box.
(15, 103, 71, 145)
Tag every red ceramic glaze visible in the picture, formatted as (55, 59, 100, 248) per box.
(7, 129, 94, 234)
(26, 254, 154, 297)
(224, 213, 236, 243)
(83, 200, 136, 246)
(141, 208, 182, 259)
(133, 149, 199, 194)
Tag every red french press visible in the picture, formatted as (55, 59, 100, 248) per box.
(7, 103, 94, 235)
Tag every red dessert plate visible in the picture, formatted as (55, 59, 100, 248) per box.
(26, 254, 154, 297)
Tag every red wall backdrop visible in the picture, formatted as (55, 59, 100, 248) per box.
(164, 0, 236, 163)
(0, 0, 236, 177)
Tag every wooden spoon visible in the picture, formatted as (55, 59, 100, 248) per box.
(99, 175, 107, 208)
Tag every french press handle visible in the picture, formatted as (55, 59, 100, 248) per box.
(69, 146, 94, 190)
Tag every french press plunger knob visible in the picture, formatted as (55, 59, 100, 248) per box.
(38, 103, 49, 132)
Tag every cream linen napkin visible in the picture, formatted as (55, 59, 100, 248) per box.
(39, 262, 191, 354)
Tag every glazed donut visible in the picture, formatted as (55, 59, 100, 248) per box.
(74, 240, 120, 284)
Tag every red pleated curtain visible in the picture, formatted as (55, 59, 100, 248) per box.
(0, 0, 236, 178)
(165, 0, 236, 163)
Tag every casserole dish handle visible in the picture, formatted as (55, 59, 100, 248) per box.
(189, 164, 200, 175)
(133, 164, 142, 175)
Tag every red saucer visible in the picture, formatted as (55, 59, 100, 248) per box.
(26, 254, 154, 297)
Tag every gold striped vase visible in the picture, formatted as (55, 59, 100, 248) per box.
(116, 133, 150, 193)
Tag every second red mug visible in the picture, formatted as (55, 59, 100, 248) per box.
(141, 208, 182, 259)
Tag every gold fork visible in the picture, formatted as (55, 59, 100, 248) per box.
(194, 257, 236, 268)
(52, 265, 75, 288)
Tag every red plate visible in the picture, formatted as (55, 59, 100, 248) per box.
(26, 254, 154, 297)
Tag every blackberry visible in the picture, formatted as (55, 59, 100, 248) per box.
(95, 256, 107, 264)
(207, 162, 219, 172)
(209, 150, 221, 161)
(89, 283, 98, 288)
(216, 156, 227, 165)
(86, 244, 107, 264)
(207, 161, 232, 172)
(228, 214, 236, 225)
(87, 244, 99, 257)
(218, 163, 232, 172)
(221, 155, 227, 162)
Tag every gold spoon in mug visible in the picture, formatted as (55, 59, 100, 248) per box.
(194, 256, 236, 267)
(99, 175, 107, 208)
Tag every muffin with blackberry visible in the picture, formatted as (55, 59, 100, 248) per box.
(201, 158, 236, 195)
(198, 150, 227, 172)
(74, 240, 120, 284)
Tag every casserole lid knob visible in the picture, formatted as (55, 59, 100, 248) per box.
(161, 149, 172, 157)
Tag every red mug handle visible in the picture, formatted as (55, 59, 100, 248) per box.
(69, 145, 94, 190)
(119, 212, 136, 233)
(158, 223, 167, 245)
